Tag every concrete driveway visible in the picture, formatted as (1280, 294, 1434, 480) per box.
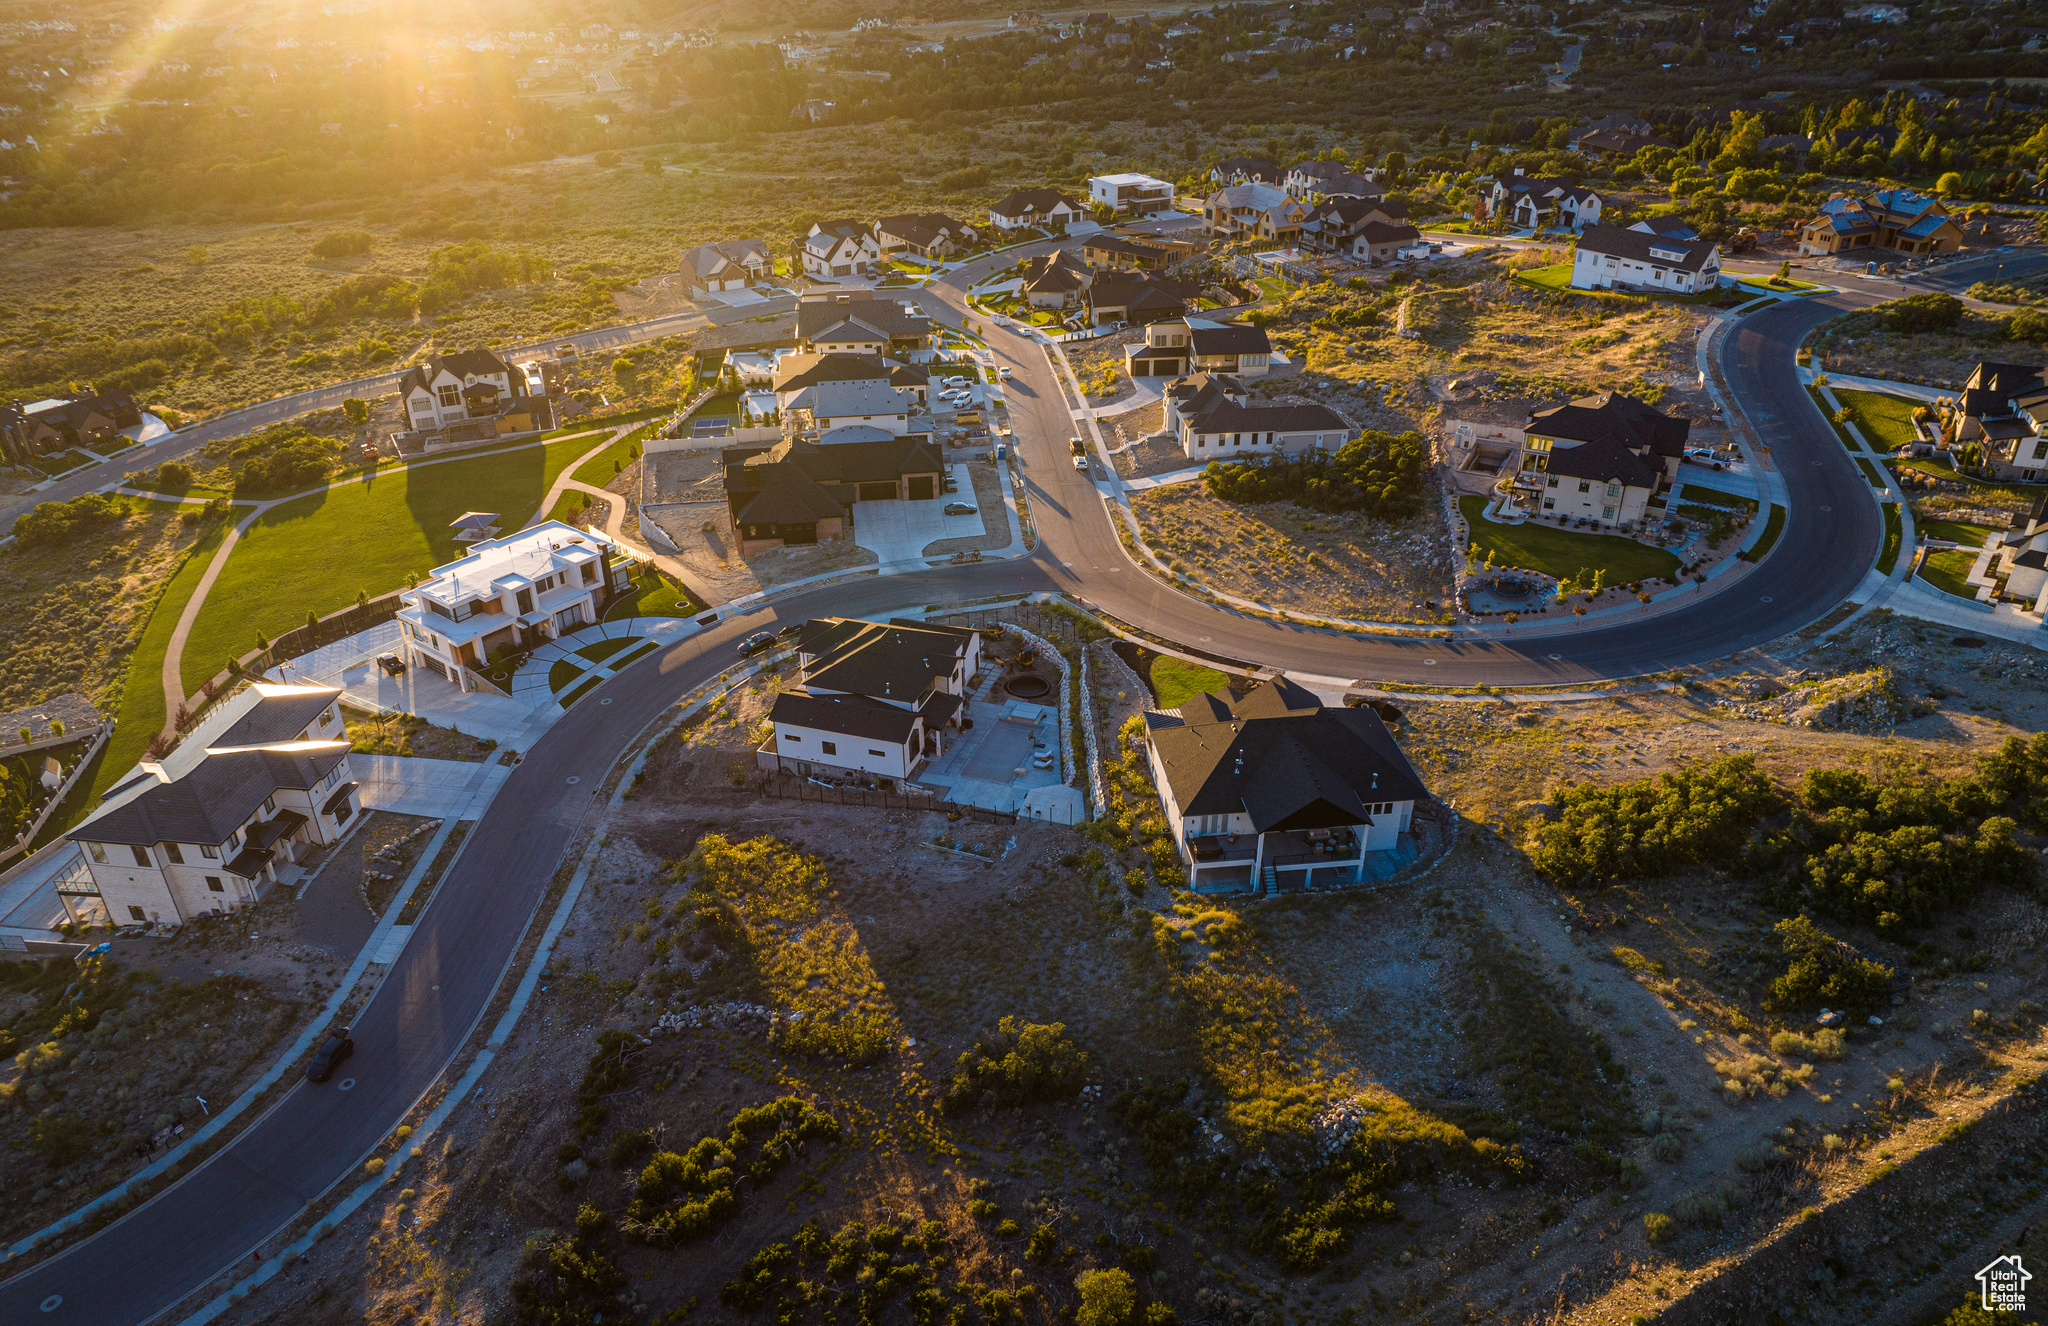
(852, 464, 993, 568)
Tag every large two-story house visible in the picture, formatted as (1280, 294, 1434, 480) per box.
(1203, 183, 1310, 242)
(1144, 676, 1428, 895)
(1017, 249, 1096, 309)
(66, 683, 362, 925)
(795, 287, 933, 357)
(1946, 361, 2048, 482)
(1283, 159, 1381, 201)
(1488, 172, 1602, 231)
(875, 212, 976, 260)
(1570, 224, 1722, 294)
(1796, 188, 1963, 258)
(681, 239, 772, 292)
(396, 520, 630, 689)
(723, 435, 947, 555)
(1510, 391, 1688, 526)
(757, 617, 981, 782)
(1991, 493, 2048, 612)
(397, 348, 540, 434)
(801, 221, 882, 280)
(989, 188, 1085, 233)
(1087, 173, 1176, 216)
(0, 390, 144, 463)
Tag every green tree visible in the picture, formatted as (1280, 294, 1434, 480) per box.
(342, 398, 370, 426)
(1075, 1270, 1137, 1326)
(1769, 916, 1895, 1010)
(1935, 171, 1966, 197)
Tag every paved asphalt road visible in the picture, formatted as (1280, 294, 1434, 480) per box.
(0, 294, 798, 533)
(6, 245, 2046, 1325)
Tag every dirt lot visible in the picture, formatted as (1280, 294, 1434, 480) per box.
(1132, 484, 1456, 622)
(1815, 308, 2015, 391)
(645, 446, 879, 604)
(343, 707, 499, 763)
(1107, 424, 1187, 481)
(1067, 329, 1147, 406)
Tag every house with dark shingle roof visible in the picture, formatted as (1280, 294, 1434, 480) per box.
(722, 435, 946, 555)
(1160, 370, 1352, 459)
(1209, 157, 1278, 186)
(1488, 170, 1602, 231)
(1571, 223, 1721, 294)
(1947, 361, 2048, 482)
(1142, 676, 1428, 894)
(1086, 273, 1194, 327)
(1188, 322, 1275, 376)
(758, 617, 981, 783)
(875, 212, 976, 259)
(1, 390, 142, 460)
(1514, 391, 1688, 526)
(794, 287, 933, 355)
(989, 187, 1084, 233)
(680, 238, 771, 292)
(1016, 249, 1095, 309)
(68, 683, 360, 926)
(396, 346, 544, 434)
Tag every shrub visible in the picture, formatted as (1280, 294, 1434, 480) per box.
(1769, 1028, 1848, 1061)
(508, 1220, 627, 1325)
(1201, 429, 1429, 519)
(937, 1016, 1090, 1113)
(1529, 756, 1781, 883)
(1025, 1223, 1058, 1264)
(1669, 1180, 1747, 1227)
(1643, 1211, 1676, 1242)
(1074, 1269, 1136, 1326)
(14, 493, 127, 548)
(311, 229, 376, 259)
(1768, 917, 1895, 1012)
(1649, 1132, 1684, 1162)
(154, 460, 195, 489)
(1879, 292, 1965, 334)
(607, 1126, 656, 1168)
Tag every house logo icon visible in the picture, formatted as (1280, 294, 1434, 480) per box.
(1977, 1254, 2031, 1312)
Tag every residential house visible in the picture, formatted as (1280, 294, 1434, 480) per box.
(722, 436, 947, 554)
(795, 287, 933, 357)
(1209, 157, 1278, 185)
(1298, 197, 1409, 254)
(1627, 215, 1701, 241)
(1016, 249, 1095, 309)
(1080, 234, 1180, 270)
(791, 98, 835, 123)
(1283, 159, 1382, 201)
(1761, 133, 1813, 164)
(988, 187, 1085, 233)
(1946, 361, 2048, 482)
(773, 353, 928, 408)
(782, 381, 921, 437)
(1990, 493, 2048, 610)
(1511, 391, 1689, 526)
(1423, 38, 1452, 58)
(1087, 273, 1193, 326)
(1203, 183, 1309, 241)
(1570, 113, 1653, 145)
(397, 521, 629, 688)
(1126, 320, 1194, 377)
(1143, 676, 1427, 894)
(1570, 223, 1722, 294)
(1088, 172, 1176, 216)
(1188, 323, 1274, 377)
(680, 238, 771, 292)
(66, 684, 362, 925)
(757, 617, 980, 781)
(1488, 172, 1602, 230)
(396, 347, 534, 434)
(1796, 189, 1963, 257)
(801, 220, 881, 280)
(0, 390, 143, 462)
(1574, 129, 1674, 159)
(875, 212, 976, 260)
(1162, 372, 1350, 459)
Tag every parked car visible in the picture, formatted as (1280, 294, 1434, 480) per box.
(1072, 455, 1090, 472)
(999, 366, 1013, 379)
(944, 502, 977, 516)
(307, 1028, 354, 1083)
(377, 653, 407, 676)
(737, 631, 776, 656)
(1069, 436, 1086, 455)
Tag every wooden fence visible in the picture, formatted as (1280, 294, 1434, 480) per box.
(759, 777, 1017, 824)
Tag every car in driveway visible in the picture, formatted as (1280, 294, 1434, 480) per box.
(999, 366, 1013, 379)
(307, 1028, 354, 1083)
(737, 631, 776, 656)
(944, 501, 977, 516)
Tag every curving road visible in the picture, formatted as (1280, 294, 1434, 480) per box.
(7, 246, 2045, 1325)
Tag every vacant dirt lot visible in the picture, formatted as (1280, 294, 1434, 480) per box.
(1132, 483, 1455, 622)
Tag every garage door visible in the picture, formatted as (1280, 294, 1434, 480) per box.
(907, 475, 935, 500)
(858, 481, 898, 501)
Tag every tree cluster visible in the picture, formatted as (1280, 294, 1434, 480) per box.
(1201, 429, 1428, 519)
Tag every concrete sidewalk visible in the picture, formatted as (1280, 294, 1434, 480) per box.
(1799, 367, 1947, 403)
(1123, 464, 1207, 492)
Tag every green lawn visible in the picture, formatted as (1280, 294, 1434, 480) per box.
(570, 423, 653, 488)
(1919, 547, 1981, 600)
(685, 393, 741, 426)
(576, 636, 639, 664)
(1855, 457, 1887, 489)
(1833, 389, 1920, 453)
(548, 659, 585, 693)
(1737, 275, 1826, 292)
(1741, 504, 1787, 562)
(1920, 520, 1993, 547)
(1151, 656, 1230, 710)
(604, 569, 706, 620)
(1457, 497, 1682, 584)
(179, 434, 606, 695)
(559, 673, 605, 707)
(30, 449, 98, 477)
(1878, 504, 1903, 576)
(1808, 386, 1862, 452)
(1674, 486, 1758, 515)
(1885, 456, 2044, 500)
(90, 508, 234, 802)
(1511, 263, 1574, 292)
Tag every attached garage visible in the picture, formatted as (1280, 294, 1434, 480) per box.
(858, 481, 898, 501)
(907, 475, 935, 500)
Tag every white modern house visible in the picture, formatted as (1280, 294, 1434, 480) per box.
(65, 683, 362, 926)
(988, 187, 1085, 233)
(1087, 172, 1176, 216)
(397, 347, 531, 433)
(1143, 677, 1427, 895)
(395, 520, 630, 690)
(1570, 224, 1721, 294)
(801, 221, 882, 280)
(757, 618, 981, 782)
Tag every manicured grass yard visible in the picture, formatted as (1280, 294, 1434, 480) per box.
(1151, 656, 1231, 710)
(1457, 497, 1681, 584)
(30, 449, 98, 477)
(1510, 263, 1574, 293)
(604, 569, 705, 620)
(179, 434, 608, 695)
(548, 659, 585, 693)
(1920, 547, 1983, 601)
(1855, 457, 1887, 488)
(1737, 275, 1826, 292)
(559, 673, 605, 707)
(576, 636, 639, 664)
(1674, 486, 1759, 515)
(570, 422, 653, 488)
(1878, 504, 1903, 575)
(1833, 389, 1920, 453)
(1920, 520, 1993, 547)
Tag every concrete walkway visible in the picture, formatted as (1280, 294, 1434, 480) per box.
(528, 425, 636, 533)
(1123, 464, 1208, 492)
(506, 615, 700, 704)
(1085, 376, 1170, 419)
(1799, 368, 1948, 403)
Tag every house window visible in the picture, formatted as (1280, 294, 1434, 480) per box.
(1543, 498, 1555, 510)
(1607, 482, 1621, 497)
(1577, 481, 1591, 493)
(322, 707, 335, 726)
(165, 843, 185, 864)
(131, 845, 151, 867)
(437, 384, 461, 407)
(263, 795, 276, 815)
(88, 842, 107, 864)
(206, 876, 225, 893)
(582, 562, 598, 584)
(822, 741, 838, 755)
(129, 905, 146, 922)
(202, 844, 219, 859)
(784, 733, 801, 741)
(869, 749, 886, 756)
(2035, 440, 2048, 460)
(334, 801, 352, 827)
(1603, 506, 1617, 520)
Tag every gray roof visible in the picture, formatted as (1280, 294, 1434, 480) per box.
(818, 424, 899, 445)
(786, 381, 917, 418)
(1529, 390, 1690, 458)
(1542, 435, 1661, 488)
(1187, 400, 1351, 436)
(774, 352, 893, 395)
(79, 746, 348, 849)
(1189, 324, 1272, 356)
(1574, 223, 1719, 274)
(1146, 678, 1426, 830)
(796, 297, 931, 344)
(210, 689, 337, 749)
(991, 187, 1081, 220)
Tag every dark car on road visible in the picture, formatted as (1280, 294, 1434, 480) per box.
(738, 631, 776, 656)
(307, 1028, 354, 1083)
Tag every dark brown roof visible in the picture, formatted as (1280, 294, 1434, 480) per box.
(1574, 223, 1719, 275)
(772, 691, 920, 743)
(80, 746, 349, 848)
(1529, 390, 1690, 458)
(795, 617, 976, 703)
(1542, 435, 1661, 488)
(1189, 324, 1272, 356)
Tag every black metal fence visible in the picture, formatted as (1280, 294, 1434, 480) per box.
(760, 777, 1017, 823)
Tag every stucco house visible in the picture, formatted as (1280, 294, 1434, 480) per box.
(1510, 391, 1688, 526)
(801, 220, 882, 279)
(1162, 372, 1352, 458)
(989, 188, 1085, 233)
(681, 239, 772, 292)
(757, 617, 981, 782)
(397, 347, 534, 434)
(1570, 224, 1721, 294)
